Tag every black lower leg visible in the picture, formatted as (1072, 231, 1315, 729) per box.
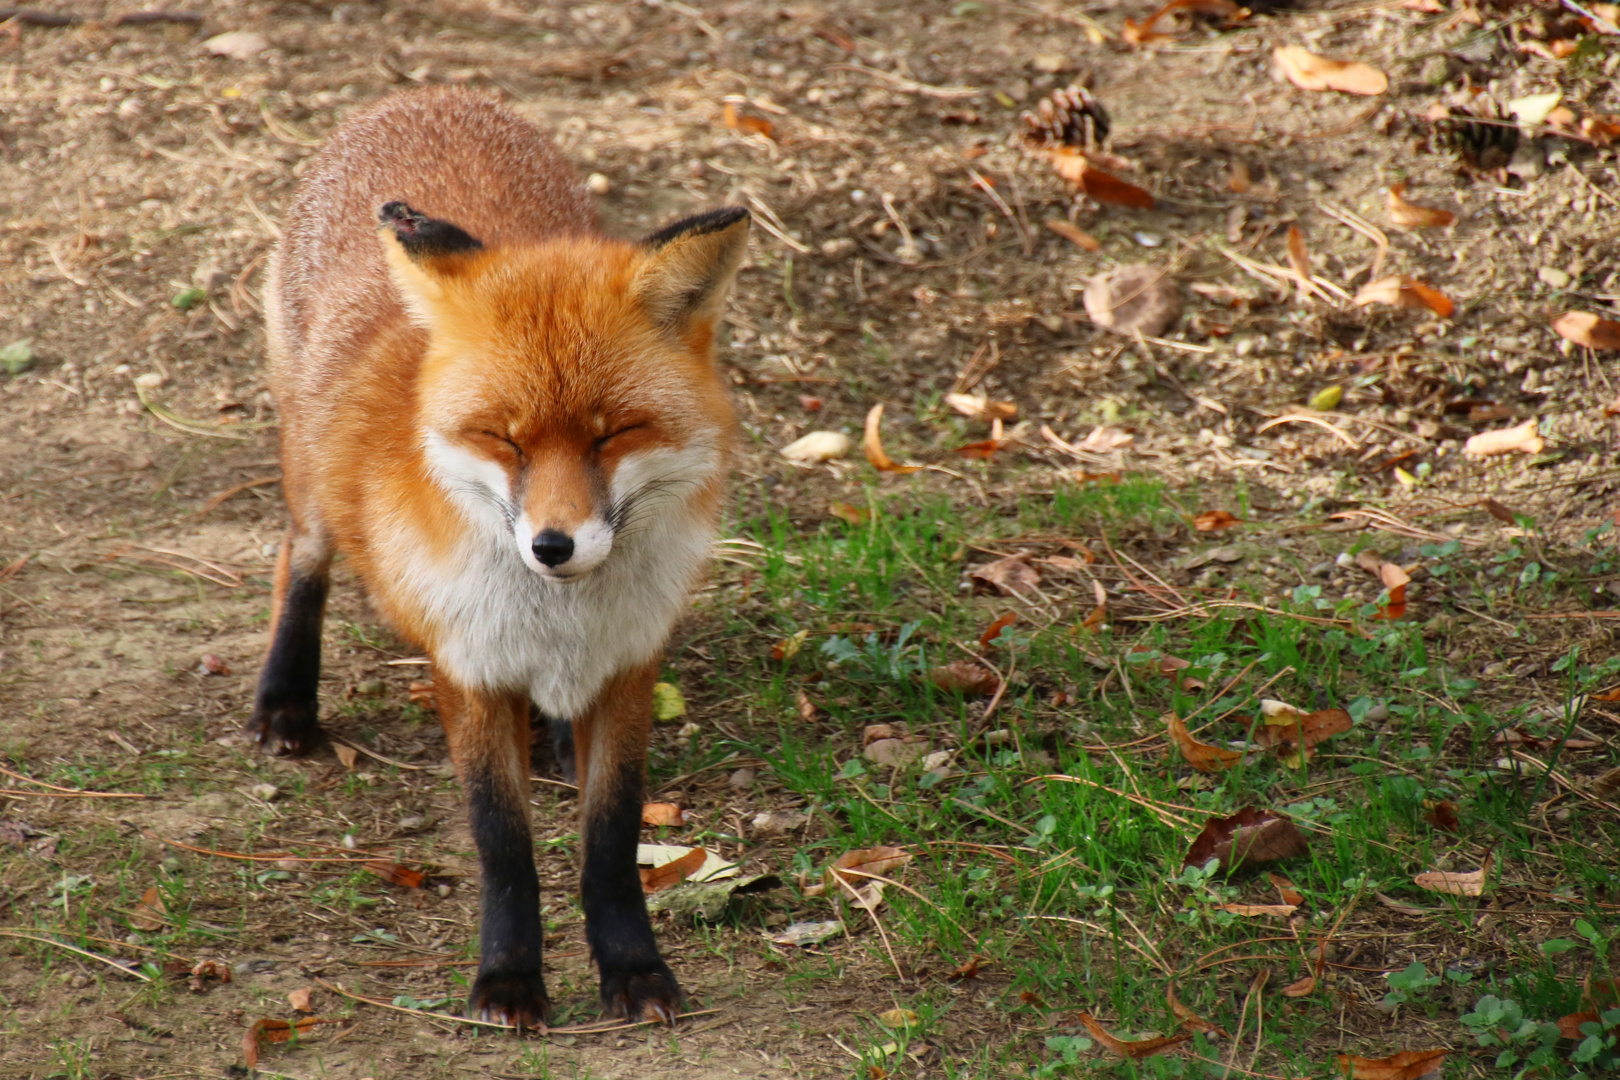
(583, 758, 679, 1020)
(247, 572, 328, 756)
(466, 770, 550, 1028)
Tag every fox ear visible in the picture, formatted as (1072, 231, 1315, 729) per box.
(633, 206, 750, 331)
(377, 201, 484, 327)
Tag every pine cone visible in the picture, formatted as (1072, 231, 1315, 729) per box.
(1021, 85, 1110, 150)
(1431, 101, 1519, 169)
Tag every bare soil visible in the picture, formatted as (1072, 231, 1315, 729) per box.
(2, 1, 1618, 1077)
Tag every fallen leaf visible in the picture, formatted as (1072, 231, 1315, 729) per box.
(1376, 891, 1432, 916)
(826, 846, 911, 893)
(949, 955, 985, 981)
(1582, 113, 1620, 145)
(722, 101, 776, 140)
(287, 987, 314, 1013)
(1282, 973, 1317, 997)
(1250, 706, 1353, 760)
(927, 661, 1001, 697)
(651, 681, 687, 721)
(1464, 419, 1545, 457)
(185, 959, 230, 992)
(1353, 276, 1454, 318)
(751, 809, 808, 835)
(798, 394, 823, 411)
(1083, 265, 1181, 336)
(1557, 1010, 1609, 1040)
(363, 860, 425, 889)
(864, 737, 928, 767)
(1387, 183, 1456, 229)
(1285, 225, 1313, 298)
(943, 392, 1018, 421)
(1221, 902, 1300, 917)
(878, 1007, 919, 1027)
(828, 501, 869, 525)
(1079, 1012, 1192, 1060)
(978, 613, 1018, 649)
(772, 630, 809, 662)
(1480, 498, 1519, 525)
(1412, 851, 1493, 896)
(333, 743, 359, 769)
(1167, 984, 1232, 1039)
(203, 30, 270, 61)
(1593, 765, 1620, 797)
(1167, 713, 1243, 773)
(771, 919, 843, 947)
(1423, 800, 1460, 832)
(641, 802, 687, 827)
(1551, 311, 1620, 351)
(1335, 1048, 1447, 1080)
(954, 437, 1005, 460)
(1043, 217, 1102, 251)
(863, 404, 922, 474)
(130, 886, 167, 931)
(1309, 385, 1344, 411)
(1587, 976, 1620, 1008)
(1274, 45, 1388, 95)
(1047, 149, 1157, 208)
(1229, 158, 1251, 193)
(1077, 427, 1135, 453)
(1509, 91, 1563, 126)
(1184, 807, 1309, 870)
(969, 554, 1041, 597)
(1193, 510, 1242, 532)
(640, 846, 709, 893)
(243, 1017, 334, 1068)
(781, 430, 853, 463)
(199, 653, 231, 676)
(1270, 873, 1305, 906)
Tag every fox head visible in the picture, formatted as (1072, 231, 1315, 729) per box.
(378, 201, 747, 582)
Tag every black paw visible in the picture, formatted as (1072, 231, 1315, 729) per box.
(469, 969, 552, 1031)
(600, 965, 683, 1024)
(243, 701, 322, 757)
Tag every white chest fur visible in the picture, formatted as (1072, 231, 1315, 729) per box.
(390, 440, 719, 718)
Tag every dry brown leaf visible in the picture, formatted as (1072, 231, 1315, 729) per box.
(1250, 707, 1353, 760)
(363, 860, 425, 889)
(1047, 149, 1156, 208)
(1083, 265, 1180, 337)
(1480, 498, 1519, 525)
(1229, 158, 1251, 193)
(1281, 973, 1316, 997)
(1167, 983, 1232, 1039)
(863, 404, 922, 474)
(949, 955, 985, 981)
(721, 101, 776, 140)
(1557, 1010, 1611, 1040)
(1274, 45, 1388, 95)
(969, 554, 1041, 597)
(1221, 902, 1300, 917)
(1387, 183, 1456, 229)
(639, 846, 708, 893)
(1193, 510, 1242, 532)
(826, 846, 911, 905)
(865, 736, 928, 767)
(641, 802, 687, 827)
(1168, 712, 1242, 773)
(1412, 851, 1493, 896)
(1551, 311, 1620, 350)
(1423, 800, 1460, 833)
(1285, 225, 1313, 298)
(781, 430, 852, 463)
(954, 436, 1006, 460)
(1353, 276, 1454, 318)
(1043, 217, 1102, 251)
(287, 986, 314, 1013)
(244, 1017, 335, 1068)
(1464, 419, 1545, 457)
(927, 661, 1001, 697)
(978, 613, 1018, 649)
(131, 885, 167, 931)
(1270, 872, 1305, 906)
(333, 742, 359, 769)
(1184, 807, 1309, 870)
(1336, 1048, 1447, 1080)
(1079, 1012, 1192, 1060)
(1582, 114, 1620, 145)
(828, 501, 869, 525)
(943, 392, 1018, 421)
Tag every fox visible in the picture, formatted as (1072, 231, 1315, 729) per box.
(246, 87, 748, 1029)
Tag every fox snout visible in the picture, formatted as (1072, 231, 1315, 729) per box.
(518, 515, 613, 580)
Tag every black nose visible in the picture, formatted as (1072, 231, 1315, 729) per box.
(531, 529, 575, 568)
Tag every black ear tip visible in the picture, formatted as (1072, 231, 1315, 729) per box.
(642, 205, 751, 249)
(378, 201, 422, 230)
(378, 202, 483, 257)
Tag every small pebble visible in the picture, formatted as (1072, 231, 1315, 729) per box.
(250, 783, 279, 802)
(436, 883, 454, 898)
(727, 767, 756, 791)
(397, 814, 424, 830)
(1364, 703, 1390, 724)
(1310, 562, 1334, 577)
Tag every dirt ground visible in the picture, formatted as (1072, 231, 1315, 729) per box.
(2, 0, 1619, 1077)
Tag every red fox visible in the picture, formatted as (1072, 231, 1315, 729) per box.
(248, 88, 748, 1029)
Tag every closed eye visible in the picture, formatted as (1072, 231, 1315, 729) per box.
(480, 430, 524, 462)
(595, 423, 646, 451)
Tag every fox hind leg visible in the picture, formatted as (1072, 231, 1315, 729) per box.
(246, 524, 332, 756)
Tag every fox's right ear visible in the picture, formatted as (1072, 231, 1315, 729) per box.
(377, 201, 484, 327)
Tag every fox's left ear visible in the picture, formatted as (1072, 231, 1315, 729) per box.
(377, 201, 485, 327)
(633, 206, 750, 331)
